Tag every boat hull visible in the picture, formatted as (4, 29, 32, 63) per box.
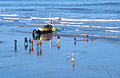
(33, 24, 53, 34)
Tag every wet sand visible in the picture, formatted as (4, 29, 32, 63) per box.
(0, 32, 120, 78)
(0, 41, 3, 43)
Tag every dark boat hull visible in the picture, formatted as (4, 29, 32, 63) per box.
(33, 29, 52, 34)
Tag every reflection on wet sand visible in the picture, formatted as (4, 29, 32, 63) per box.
(57, 36, 60, 50)
(83, 35, 94, 43)
(31, 46, 33, 53)
(40, 47, 42, 55)
(25, 45, 28, 50)
(33, 32, 60, 49)
(91, 35, 93, 43)
(72, 61, 75, 70)
(72, 53, 75, 70)
(83, 37, 85, 43)
(14, 46, 17, 53)
(37, 46, 42, 56)
(29, 45, 31, 54)
(57, 42, 60, 50)
(73, 36, 93, 45)
(37, 46, 39, 56)
(87, 38, 88, 43)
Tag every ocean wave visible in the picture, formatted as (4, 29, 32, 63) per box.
(0, 19, 14, 22)
(105, 30, 120, 33)
(55, 23, 120, 29)
(0, 25, 37, 28)
(3, 17, 20, 20)
(30, 17, 120, 22)
(0, 14, 19, 16)
(26, 23, 45, 26)
(61, 18, 120, 22)
(1, 16, 120, 24)
(84, 25, 120, 29)
(30, 17, 55, 20)
(2, 17, 33, 21)
(60, 22, 83, 25)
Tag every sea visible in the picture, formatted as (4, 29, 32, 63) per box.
(0, 0, 120, 38)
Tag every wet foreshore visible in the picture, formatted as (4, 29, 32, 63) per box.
(0, 31, 120, 78)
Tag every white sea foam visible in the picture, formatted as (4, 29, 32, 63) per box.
(19, 20, 32, 23)
(3, 17, 20, 20)
(75, 29, 80, 31)
(0, 14, 19, 16)
(21, 18, 33, 20)
(61, 22, 83, 24)
(31, 17, 52, 20)
(1, 16, 120, 30)
(30, 17, 62, 20)
(26, 23, 45, 26)
(30, 17, 120, 22)
(84, 25, 120, 29)
(55, 23, 120, 29)
(0, 19, 14, 22)
(105, 30, 120, 33)
(2, 17, 33, 21)
(61, 18, 120, 22)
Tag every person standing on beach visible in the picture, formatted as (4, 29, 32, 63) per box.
(24, 37, 28, 45)
(14, 39, 17, 47)
(31, 39, 33, 46)
(57, 35, 60, 43)
(40, 42, 42, 47)
(37, 41, 39, 46)
(74, 38, 76, 45)
(14, 39, 17, 52)
(29, 38, 31, 44)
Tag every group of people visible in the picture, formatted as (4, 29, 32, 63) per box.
(24, 37, 42, 47)
(24, 37, 33, 46)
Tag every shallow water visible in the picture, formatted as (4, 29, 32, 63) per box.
(0, 0, 120, 38)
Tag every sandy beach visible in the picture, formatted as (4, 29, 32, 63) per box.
(0, 0, 120, 78)
(0, 31, 120, 78)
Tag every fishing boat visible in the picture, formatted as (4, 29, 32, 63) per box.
(33, 24, 54, 34)
(38, 24, 53, 31)
(33, 32, 53, 41)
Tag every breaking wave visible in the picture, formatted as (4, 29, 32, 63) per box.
(60, 18, 120, 22)
(0, 14, 19, 16)
(30, 17, 120, 22)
